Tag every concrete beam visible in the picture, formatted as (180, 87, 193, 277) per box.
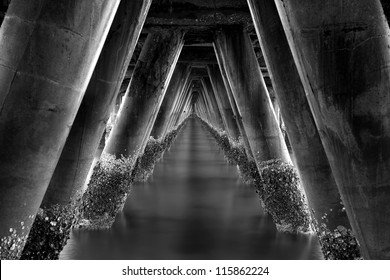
(178, 46, 217, 64)
(145, 0, 251, 27)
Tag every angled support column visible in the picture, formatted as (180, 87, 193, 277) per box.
(0, 0, 119, 241)
(198, 88, 213, 125)
(151, 64, 191, 139)
(176, 89, 193, 127)
(214, 27, 291, 165)
(196, 98, 208, 122)
(247, 0, 350, 230)
(207, 65, 241, 141)
(201, 77, 224, 131)
(104, 30, 185, 160)
(199, 86, 216, 127)
(275, 0, 390, 259)
(41, 0, 152, 208)
(213, 50, 254, 161)
(179, 93, 192, 125)
(170, 83, 192, 131)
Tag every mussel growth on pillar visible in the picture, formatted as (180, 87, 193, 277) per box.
(247, 0, 360, 259)
(0, 0, 121, 259)
(211, 27, 312, 234)
(77, 29, 186, 230)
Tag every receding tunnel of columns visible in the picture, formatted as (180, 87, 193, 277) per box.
(0, 0, 389, 260)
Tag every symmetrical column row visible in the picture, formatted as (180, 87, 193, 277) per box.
(0, 0, 389, 260)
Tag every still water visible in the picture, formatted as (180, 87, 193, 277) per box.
(60, 118, 323, 260)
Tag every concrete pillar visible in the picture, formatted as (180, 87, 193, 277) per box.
(0, 0, 119, 240)
(201, 77, 225, 131)
(199, 85, 217, 129)
(196, 98, 208, 122)
(199, 87, 215, 126)
(177, 90, 193, 125)
(247, 0, 350, 230)
(213, 51, 254, 161)
(207, 65, 241, 141)
(170, 83, 192, 131)
(41, 0, 152, 208)
(104, 30, 184, 160)
(198, 89, 213, 126)
(179, 94, 192, 125)
(214, 27, 291, 164)
(151, 64, 191, 139)
(275, 0, 390, 259)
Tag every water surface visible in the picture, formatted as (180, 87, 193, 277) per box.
(60, 118, 323, 260)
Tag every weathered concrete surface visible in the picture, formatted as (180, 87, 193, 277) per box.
(0, 0, 119, 241)
(165, 80, 191, 134)
(198, 87, 215, 126)
(174, 89, 193, 127)
(151, 64, 191, 139)
(200, 78, 224, 131)
(145, 0, 251, 28)
(212, 52, 254, 161)
(201, 77, 225, 131)
(178, 46, 217, 64)
(41, 0, 152, 208)
(104, 30, 184, 160)
(214, 28, 291, 165)
(275, 0, 390, 259)
(207, 64, 241, 141)
(247, 0, 350, 230)
(179, 93, 192, 124)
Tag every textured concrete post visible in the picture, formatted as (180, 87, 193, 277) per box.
(247, 0, 350, 230)
(104, 30, 184, 160)
(199, 87, 215, 127)
(198, 89, 214, 126)
(207, 65, 241, 141)
(214, 28, 290, 164)
(170, 83, 192, 131)
(213, 50, 255, 161)
(151, 64, 191, 139)
(41, 0, 152, 208)
(201, 77, 225, 131)
(179, 94, 192, 125)
(275, 0, 390, 259)
(0, 0, 120, 240)
(166, 78, 191, 133)
(177, 89, 194, 125)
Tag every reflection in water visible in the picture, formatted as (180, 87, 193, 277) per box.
(60, 119, 323, 260)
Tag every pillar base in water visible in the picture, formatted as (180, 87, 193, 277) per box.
(0, 223, 30, 260)
(20, 205, 76, 260)
(199, 117, 311, 234)
(199, 118, 260, 185)
(77, 154, 135, 230)
(133, 119, 189, 182)
(258, 159, 312, 234)
(77, 119, 190, 230)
